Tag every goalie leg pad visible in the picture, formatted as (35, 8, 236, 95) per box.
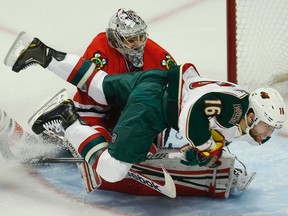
(64, 139, 103, 192)
(65, 122, 110, 191)
(77, 161, 102, 192)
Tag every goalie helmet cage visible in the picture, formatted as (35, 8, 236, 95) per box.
(226, 0, 288, 91)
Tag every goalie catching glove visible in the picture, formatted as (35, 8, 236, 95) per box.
(180, 140, 223, 168)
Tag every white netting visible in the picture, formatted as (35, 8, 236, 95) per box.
(234, 0, 288, 135)
(235, 0, 288, 91)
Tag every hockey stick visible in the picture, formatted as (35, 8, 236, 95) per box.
(28, 157, 177, 198)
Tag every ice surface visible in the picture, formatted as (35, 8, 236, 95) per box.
(0, 0, 288, 215)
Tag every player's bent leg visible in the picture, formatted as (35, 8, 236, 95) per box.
(5, 33, 104, 98)
(30, 99, 108, 192)
(65, 118, 109, 191)
(96, 149, 132, 182)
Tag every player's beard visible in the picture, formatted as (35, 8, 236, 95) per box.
(249, 126, 271, 143)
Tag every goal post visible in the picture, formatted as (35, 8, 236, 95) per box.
(226, 0, 288, 91)
(226, 0, 237, 84)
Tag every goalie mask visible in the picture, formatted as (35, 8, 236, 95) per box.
(244, 87, 286, 145)
(106, 8, 148, 68)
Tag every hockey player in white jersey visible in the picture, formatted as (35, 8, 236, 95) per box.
(3, 32, 287, 198)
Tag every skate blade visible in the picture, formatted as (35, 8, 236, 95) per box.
(242, 172, 256, 189)
(4, 31, 33, 67)
(28, 89, 68, 126)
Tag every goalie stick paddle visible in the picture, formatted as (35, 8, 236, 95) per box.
(28, 157, 177, 198)
(129, 164, 176, 198)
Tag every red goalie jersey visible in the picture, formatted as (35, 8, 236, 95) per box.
(73, 32, 177, 129)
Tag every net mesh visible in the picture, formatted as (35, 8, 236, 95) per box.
(234, 0, 288, 135)
(235, 0, 288, 91)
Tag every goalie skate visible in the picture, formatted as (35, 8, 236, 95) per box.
(4, 32, 33, 68)
(28, 88, 68, 139)
(230, 168, 256, 196)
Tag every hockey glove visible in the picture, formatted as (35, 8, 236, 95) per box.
(180, 147, 213, 167)
(180, 141, 223, 168)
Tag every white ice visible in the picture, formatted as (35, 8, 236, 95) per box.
(0, 0, 288, 215)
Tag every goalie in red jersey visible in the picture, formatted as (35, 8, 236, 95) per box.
(74, 8, 176, 128)
(3, 8, 176, 193)
(69, 8, 177, 192)
(72, 8, 176, 150)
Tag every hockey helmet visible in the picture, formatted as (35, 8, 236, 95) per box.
(106, 8, 148, 68)
(248, 87, 286, 129)
(239, 87, 287, 146)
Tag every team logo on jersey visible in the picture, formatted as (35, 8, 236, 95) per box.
(90, 52, 107, 69)
(161, 54, 176, 69)
(229, 104, 242, 125)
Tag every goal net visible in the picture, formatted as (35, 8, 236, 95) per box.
(227, 0, 288, 89)
(227, 0, 288, 134)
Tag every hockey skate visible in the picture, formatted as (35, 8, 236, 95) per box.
(230, 168, 256, 196)
(4, 31, 65, 72)
(31, 99, 79, 135)
(28, 89, 69, 140)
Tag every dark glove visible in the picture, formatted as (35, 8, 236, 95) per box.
(180, 148, 213, 166)
(180, 142, 223, 168)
